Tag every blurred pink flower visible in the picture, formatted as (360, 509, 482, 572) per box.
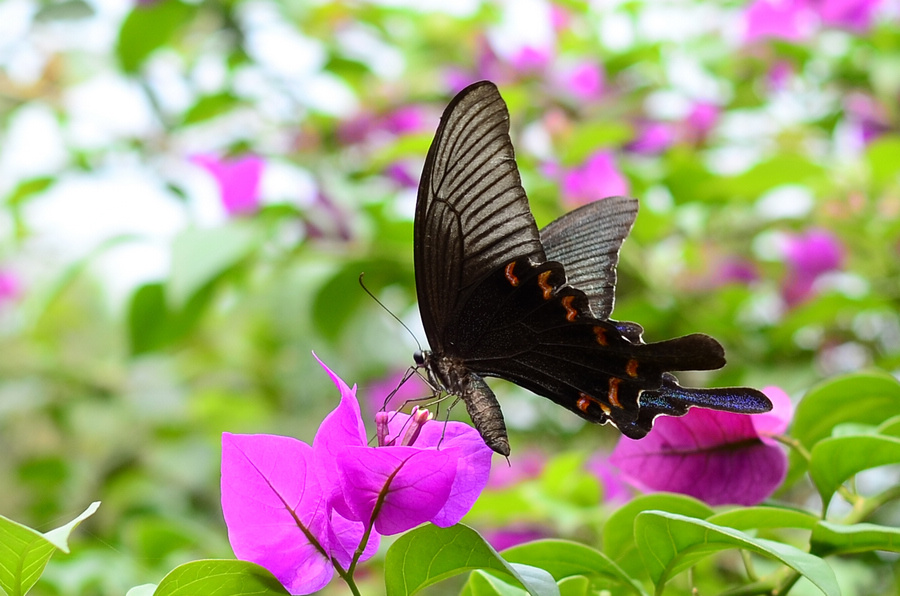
(685, 102, 720, 144)
(484, 526, 550, 551)
(742, 0, 817, 43)
(818, 0, 883, 31)
(384, 162, 418, 189)
(559, 151, 630, 207)
(510, 46, 552, 72)
(718, 258, 760, 286)
(0, 269, 22, 304)
(781, 228, 844, 305)
(626, 122, 675, 155)
(382, 106, 427, 136)
(768, 60, 795, 91)
(587, 455, 631, 505)
(610, 386, 791, 506)
(191, 154, 264, 216)
(364, 369, 430, 418)
(846, 93, 891, 146)
(559, 62, 604, 101)
(487, 449, 546, 490)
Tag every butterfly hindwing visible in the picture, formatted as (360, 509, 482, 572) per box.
(540, 196, 638, 319)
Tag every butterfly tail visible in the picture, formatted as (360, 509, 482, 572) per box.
(614, 374, 773, 439)
(637, 333, 727, 372)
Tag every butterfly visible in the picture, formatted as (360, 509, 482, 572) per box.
(413, 81, 772, 456)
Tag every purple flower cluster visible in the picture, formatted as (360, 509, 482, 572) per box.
(742, 0, 885, 42)
(221, 356, 493, 594)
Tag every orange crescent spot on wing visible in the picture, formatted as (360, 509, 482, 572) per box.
(608, 378, 623, 408)
(626, 359, 639, 378)
(561, 295, 578, 321)
(504, 262, 519, 286)
(538, 270, 553, 300)
(593, 326, 608, 346)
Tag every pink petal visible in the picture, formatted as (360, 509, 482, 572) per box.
(742, 0, 817, 43)
(562, 151, 630, 207)
(610, 409, 787, 506)
(221, 433, 333, 594)
(753, 386, 794, 441)
(328, 510, 381, 569)
(337, 445, 457, 535)
(312, 354, 368, 518)
(411, 419, 494, 526)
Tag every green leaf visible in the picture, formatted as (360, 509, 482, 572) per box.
(116, 0, 195, 73)
(384, 524, 559, 596)
(463, 570, 528, 595)
(878, 415, 900, 437)
(169, 222, 259, 308)
(634, 511, 839, 596)
(125, 585, 157, 596)
(182, 93, 242, 125)
(312, 258, 412, 340)
(602, 493, 713, 578)
(5, 176, 54, 207)
(706, 506, 819, 532)
(128, 283, 170, 355)
(811, 521, 900, 557)
(0, 502, 100, 596)
(865, 135, 900, 186)
(809, 434, 900, 509)
(721, 154, 824, 199)
(151, 560, 290, 595)
(791, 372, 900, 451)
(501, 540, 647, 596)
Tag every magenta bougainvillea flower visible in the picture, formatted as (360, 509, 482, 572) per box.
(741, 0, 817, 43)
(587, 455, 632, 505)
(558, 62, 604, 101)
(782, 228, 844, 306)
(559, 151, 630, 207)
(609, 386, 792, 506)
(818, 0, 883, 32)
(0, 269, 22, 304)
(191, 153, 264, 216)
(221, 356, 493, 594)
(627, 122, 675, 156)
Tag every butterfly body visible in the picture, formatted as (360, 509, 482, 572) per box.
(414, 81, 772, 455)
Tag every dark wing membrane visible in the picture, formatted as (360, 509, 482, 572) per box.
(540, 196, 638, 319)
(414, 81, 545, 350)
(451, 258, 764, 437)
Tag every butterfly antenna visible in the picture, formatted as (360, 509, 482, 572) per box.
(358, 272, 423, 353)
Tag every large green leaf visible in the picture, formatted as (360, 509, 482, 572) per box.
(384, 524, 559, 596)
(809, 434, 900, 509)
(791, 372, 900, 451)
(707, 506, 819, 532)
(501, 540, 647, 596)
(602, 493, 713, 578)
(810, 521, 900, 557)
(0, 502, 99, 596)
(634, 511, 839, 596)
(149, 560, 289, 595)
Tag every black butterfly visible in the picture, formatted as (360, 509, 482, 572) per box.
(413, 81, 771, 456)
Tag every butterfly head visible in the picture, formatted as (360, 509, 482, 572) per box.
(413, 349, 427, 367)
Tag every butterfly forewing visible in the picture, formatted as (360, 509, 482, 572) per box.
(415, 81, 545, 350)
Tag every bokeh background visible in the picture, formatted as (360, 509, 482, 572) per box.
(1, 0, 899, 594)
